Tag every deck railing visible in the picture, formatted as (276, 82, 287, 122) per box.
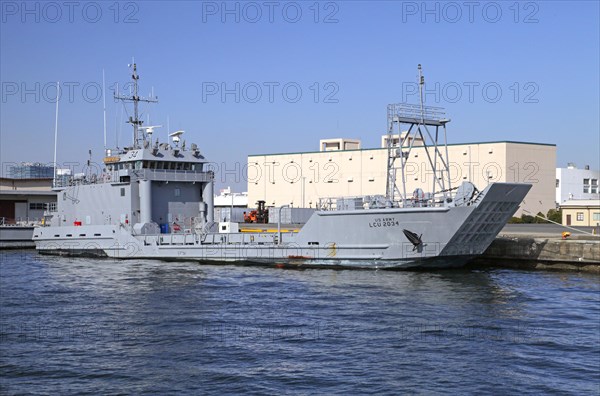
(317, 190, 458, 211)
(53, 169, 213, 187)
(0, 217, 43, 226)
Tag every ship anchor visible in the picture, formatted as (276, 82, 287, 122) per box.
(402, 229, 423, 251)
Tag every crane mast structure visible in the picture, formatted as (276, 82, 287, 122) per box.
(385, 64, 452, 207)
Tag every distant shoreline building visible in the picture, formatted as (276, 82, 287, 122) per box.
(247, 137, 556, 216)
(8, 163, 54, 179)
(0, 177, 57, 223)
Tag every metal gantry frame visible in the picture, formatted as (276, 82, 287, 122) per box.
(385, 65, 452, 207)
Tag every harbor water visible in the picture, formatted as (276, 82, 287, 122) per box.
(1, 250, 599, 394)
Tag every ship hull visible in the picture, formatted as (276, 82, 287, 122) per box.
(0, 226, 35, 249)
(36, 247, 474, 269)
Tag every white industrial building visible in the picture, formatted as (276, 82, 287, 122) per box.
(555, 163, 599, 204)
(248, 136, 556, 216)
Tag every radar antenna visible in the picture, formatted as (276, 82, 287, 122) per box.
(169, 130, 185, 146)
(139, 125, 163, 141)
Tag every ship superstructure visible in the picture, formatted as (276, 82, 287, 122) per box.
(47, 64, 214, 237)
(33, 64, 531, 269)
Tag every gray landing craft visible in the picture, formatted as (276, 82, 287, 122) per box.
(34, 64, 531, 269)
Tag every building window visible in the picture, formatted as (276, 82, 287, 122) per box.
(576, 212, 584, 221)
(592, 179, 598, 194)
(593, 213, 600, 222)
(556, 179, 560, 188)
(583, 178, 590, 193)
(120, 188, 125, 197)
(174, 188, 181, 197)
(29, 203, 45, 210)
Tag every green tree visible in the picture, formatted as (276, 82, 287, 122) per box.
(546, 208, 562, 223)
(521, 214, 535, 223)
(534, 211, 548, 223)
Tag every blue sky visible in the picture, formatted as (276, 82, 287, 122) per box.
(1, 1, 599, 190)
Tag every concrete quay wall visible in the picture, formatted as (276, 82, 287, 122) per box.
(479, 235, 600, 272)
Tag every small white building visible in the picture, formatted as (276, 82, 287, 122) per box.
(214, 187, 248, 207)
(560, 199, 600, 227)
(319, 138, 361, 152)
(213, 187, 248, 223)
(556, 163, 599, 204)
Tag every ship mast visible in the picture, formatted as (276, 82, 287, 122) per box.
(114, 63, 158, 148)
(418, 64, 425, 125)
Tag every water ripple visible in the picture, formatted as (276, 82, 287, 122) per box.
(1, 251, 599, 394)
